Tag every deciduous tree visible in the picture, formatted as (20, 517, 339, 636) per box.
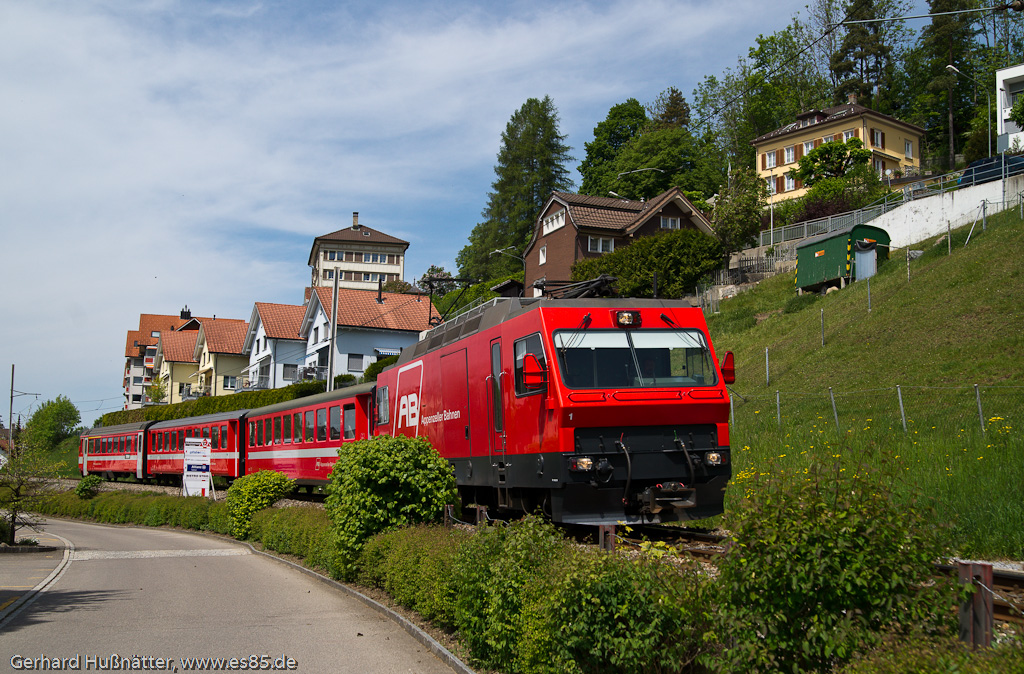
(791, 138, 873, 186)
(712, 167, 768, 268)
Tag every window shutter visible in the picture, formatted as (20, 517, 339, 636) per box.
(796, 179, 803, 189)
(881, 131, 886, 149)
(323, 251, 328, 261)
(762, 153, 766, 170)
(776, 148, 784, 166)
(814, 138, 822, 148)
(776, 176, 784, 193)
(854, 128, 860, 139)
(795, 144, 803, 160)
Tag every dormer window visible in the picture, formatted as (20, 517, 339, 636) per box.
(542, 209, 566, 235)
(660, 216, 680, 230)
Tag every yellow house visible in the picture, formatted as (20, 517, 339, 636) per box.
(752, 102, 925, 205)
(155, 330, 199, 404)
(192, 318, 249, 397)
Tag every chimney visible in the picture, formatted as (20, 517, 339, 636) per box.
(847, 92, 857, 105)
(180, 305, 191, 320)
(352, 212, 360, 230)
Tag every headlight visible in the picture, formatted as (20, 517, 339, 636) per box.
(705, 451, 729, 466)
(568, 456, 594, 472)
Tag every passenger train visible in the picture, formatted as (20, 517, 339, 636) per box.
(81, 296, 734, 524)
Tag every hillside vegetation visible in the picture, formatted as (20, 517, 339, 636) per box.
(708, 206, 1024, 557)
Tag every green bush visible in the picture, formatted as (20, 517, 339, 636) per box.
(225, 470, 295, 539)
(74, 475, 104, 499)
(325, 435, 457, 580)
(250, 506, 337, 574)
(712, 460, 959, 674)
(362, 355, 399, 383)
(358, 525, 467, 627)
(205, 501, 232, 534)
(836, 631, 1024, 674)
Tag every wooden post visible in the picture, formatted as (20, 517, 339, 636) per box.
(598, 525, 616, 551)
(959, 562, 993, 649)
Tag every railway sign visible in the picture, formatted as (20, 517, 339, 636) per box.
(183, 437, 212, 497)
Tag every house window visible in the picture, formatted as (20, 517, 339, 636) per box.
(133, 376, 142, 385)
(328, 251, 336, 260)
(905, 140, 913, 159)
(362, 253, 382, 263)
(542, 209, 566, 235)
(765, 152, 776, 169)
(539, 245, 546, 265)
(766, 178, 776, 196)
(660, 216, 680, 229)
(785, 175, 796, 192)
(313, 326, 319, 343)
(326, 270, 334, 280)
(873, 158, 885, 174)
(223, 376, 237, 390)
(844, 130, 855, 141)
(803, 140, 814, 156)
(283, 363, 298, 380)
(871, 128, 884, 148)
(348, 353, 363, 372)
(784, 146, 795, 164)
(151, 331, 160, 338)
(588, 236, 614, 253)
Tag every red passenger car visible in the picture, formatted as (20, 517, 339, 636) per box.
(79, 422, 152, 480)
(243, 383, 374, 485)
(146, 411, 248, 482)
(374, 296, 734, 525)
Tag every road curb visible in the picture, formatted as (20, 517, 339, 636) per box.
(0, 533, 74, 629)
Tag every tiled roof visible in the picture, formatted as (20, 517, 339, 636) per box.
(552, 187, 710, 234)
(751, 103, 924, 145)
(124, 330, 144, 357)
(314, 287, 437, 333)
(160, 331, 199, 363)
(255, 302, 305, 340)
(315, 224, 409, 246)
(201, 319, 249, 355)
(124, 314, 202, 357)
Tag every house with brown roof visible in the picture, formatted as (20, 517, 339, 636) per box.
(240, 302, 307, 390)
(300, 287, 437, 380)
(154, 330, 200, 405)
(522, 187, 715, 295)
(192, 318, 249, 397)
(122, 308, 202, 409)
(308, 212, 410, 291)
(751, 101, 924, 205)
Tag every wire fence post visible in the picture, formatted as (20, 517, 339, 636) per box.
(820, 308, 825, 347)
(776, 390, 781, 429)
(867, 277, 871, 312)
(897, 385, 907, 433)
(829, 387, 839, 431)
(982, 200, 987, 232)
(947, 220, 952, 256)
(765, 348, 769, 387)
(959, 562, 993, 649)
(975, 384, 985, 433)
(730, 394, 735, 427)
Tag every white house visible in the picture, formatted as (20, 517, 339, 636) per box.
(997, 63, 1024, 152)
(241, 302, 308, 390)
(300, 286, 437, 381)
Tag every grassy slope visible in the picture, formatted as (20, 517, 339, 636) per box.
(706, 208, 1024, 557)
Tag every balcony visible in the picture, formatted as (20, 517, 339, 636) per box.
(181, 384, 210, 401)
(240, 375, 271, 391)
(299, 365, 327, 381)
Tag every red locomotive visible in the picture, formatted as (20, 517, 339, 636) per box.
(81, 296, 733, 525)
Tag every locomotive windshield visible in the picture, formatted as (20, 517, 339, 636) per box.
(553, 329, 718, 389)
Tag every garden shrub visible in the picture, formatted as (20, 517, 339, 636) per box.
(225, 470, 295, 539)
(712, 460, 959, 674)
(250, 506, 337, 574)
(205, 501, 232, 535)
(836, 630, 1024, 674)
(75, 475, 104, 499)
(357, 525, 467, 627)
(325, 435, 457, 580)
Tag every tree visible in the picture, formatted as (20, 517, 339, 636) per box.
(578, 98, 648, 196)
(416, 265, 457, 296)
(456, 96, 573, 281)
(712, 167, 768, 268)
(790, 138, 873, 186)
(381, 279, 413, 293)
(0, 443, 65, 545)
(647, 86, 691, 129)
(22, 395, 80, 451)
(830, 0, 913, 112)
(145, 379, 166, 405)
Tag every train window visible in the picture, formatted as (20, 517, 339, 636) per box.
(201, 426, 209, 440)
(376, 386, 389, 425)
(293, 413, 303, 443)
(274, 417, 282, 444)
(304, 411, 316, 444)
(490, 341, 503, 432)
(211, 426, 220, 449)
(343, 404, 356, 440)
(221, 425, 228, 447)
(257, 419, 264, 446)
(283, 415, 292, 444)
(514, 333, 547, 396)
(249, 421, 256, 447)
(329, 406, 341, 441)
(185, 428, 193, 439)
(317, 408, 328, 442)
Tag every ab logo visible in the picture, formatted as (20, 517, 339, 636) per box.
(397, 393, 419, 428)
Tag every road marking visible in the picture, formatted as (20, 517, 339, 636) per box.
(71, 549, 251, 561)
(0, 597, 20, 611)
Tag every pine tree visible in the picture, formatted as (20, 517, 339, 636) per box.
(456, 96, 573, 280)
(831, 0, 895, 108)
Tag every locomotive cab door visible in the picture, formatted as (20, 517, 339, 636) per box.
(486, 339, 509, 490)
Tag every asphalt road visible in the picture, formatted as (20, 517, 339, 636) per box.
(0, 519, 464, 674)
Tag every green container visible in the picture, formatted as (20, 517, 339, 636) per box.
(794, 224, 890, 292)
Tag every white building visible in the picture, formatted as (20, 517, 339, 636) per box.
(240, 302, 308, 390)
(997, 63, 1024, 152)
(308, 212, 410, 291)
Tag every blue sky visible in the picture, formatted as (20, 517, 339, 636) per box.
(1, 0, 916, 422)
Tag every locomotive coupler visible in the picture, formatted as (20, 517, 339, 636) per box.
(638, 482, 696, 514)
